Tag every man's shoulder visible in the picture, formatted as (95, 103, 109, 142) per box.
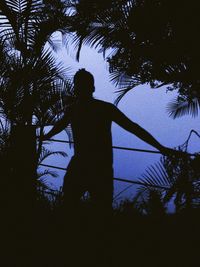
(93, 99, 114, 109)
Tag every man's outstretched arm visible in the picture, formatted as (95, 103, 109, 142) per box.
(111, 106, 171, 154)
(42, 114, 70, 140)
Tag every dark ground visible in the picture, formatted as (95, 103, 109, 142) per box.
(2, 203, 200, 267)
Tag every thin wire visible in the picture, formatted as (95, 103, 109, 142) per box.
(39, 163, 170, 190)
(48, 138, 161, 154)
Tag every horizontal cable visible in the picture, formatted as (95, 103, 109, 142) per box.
(40, 163, 67, 171)
(39, 163, 169, 190)
(41, 138, 195, 156)
(48, 138, 161, 154)
(113, 146, 160, 154)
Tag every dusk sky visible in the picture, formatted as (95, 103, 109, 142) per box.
(41, 41, 200, 201)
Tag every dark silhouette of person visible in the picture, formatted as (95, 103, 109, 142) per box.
(42, 69, 173, 216)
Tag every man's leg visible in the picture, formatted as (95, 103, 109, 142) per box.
(91, 177, 113, 225)
(62, 171, 90, 265)
(62, 158, 85, 212)
(89, 177, 114, 266)
(63, 172, 85, 217)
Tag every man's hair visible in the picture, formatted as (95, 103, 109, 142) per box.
(73, 69, 95, 96)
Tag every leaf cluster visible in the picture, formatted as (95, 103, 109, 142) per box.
(71, 0, 200, 115)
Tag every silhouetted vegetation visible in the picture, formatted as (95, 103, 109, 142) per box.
(71, 0, 200, 115)
(0, 0, 74, 201)
(3, 188, 200, 266)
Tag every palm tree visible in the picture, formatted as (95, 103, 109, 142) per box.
(0, 0, 74, 207)
(0, 0, 73, 124)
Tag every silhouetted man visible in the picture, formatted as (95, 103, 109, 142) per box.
(43, 69, 173, 215)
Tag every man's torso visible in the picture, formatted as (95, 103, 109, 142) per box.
(68, 98, 114, 169)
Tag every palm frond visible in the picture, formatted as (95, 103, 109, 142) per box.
(0, 118, 10, 150)
(114, 87, 133, 106)
(38, 147, 67, 165)
(64, 125, 74, 148)
(68, 0, 132, 60)
(0, 0, 70, 56)
(132, 186, 166, 215)
(167, 97, 200, 119)
(0, 44, 72, 126)
(139, 161, 172, 190)
(6, 0, 27, 13)
(37, 169, 58, 179)
(131, 156, 179, 213)
(112, 75, 141, 105)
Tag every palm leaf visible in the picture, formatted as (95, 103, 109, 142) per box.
(37, 169, 58, 179)
(133, 160, 173, 209)
(167, 97, 200, 118)
(139, 162, 172, 190)
(38, 147, 67, 165)
(69, 0, 132, 60)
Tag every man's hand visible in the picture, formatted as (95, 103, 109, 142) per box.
(160, 146, 188, 158)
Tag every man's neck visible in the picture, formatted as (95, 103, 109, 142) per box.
(77, 95, 94, 102)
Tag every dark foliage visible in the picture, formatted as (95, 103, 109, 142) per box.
(133, 130, 200, 214)
(0, 0, 74, 187)
(2, 194, 200, 267)
(71, 0, 200, 115)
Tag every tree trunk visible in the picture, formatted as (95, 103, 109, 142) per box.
(9, 125, 37, 221)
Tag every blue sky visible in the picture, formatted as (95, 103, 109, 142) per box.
(40, 43, 200, 202)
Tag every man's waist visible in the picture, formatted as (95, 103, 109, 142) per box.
(72, 154, 113, 165)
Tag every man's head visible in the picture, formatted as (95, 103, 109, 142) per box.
(73, 69, 95, 98)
